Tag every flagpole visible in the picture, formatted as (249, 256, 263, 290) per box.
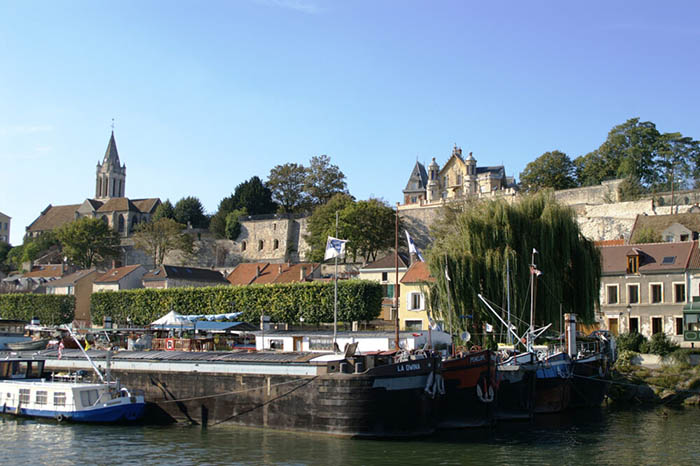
(394, 203, 400, 351)
(334, 210, 339, 350)
(445, 251, 454, 357)
(506, 255, 512, 345)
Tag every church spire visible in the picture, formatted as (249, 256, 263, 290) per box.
(95, 130, 126, 200)
(102, 130, 121, 167)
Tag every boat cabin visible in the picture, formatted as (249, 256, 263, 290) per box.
(0, 358, 45, 380)
(0, 320, 31, 350)
(683, 296, 700, 343)
(1, 380, 120, 413)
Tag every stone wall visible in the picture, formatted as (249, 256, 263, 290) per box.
(554, 179, 623, 206)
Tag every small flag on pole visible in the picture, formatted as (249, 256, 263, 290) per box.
(58, 340, 64, 360)
(485, 323, 494, 333)
(529, 265, 542, 277)
(405, 231, 424, 262)
(324, 236, 348, 261)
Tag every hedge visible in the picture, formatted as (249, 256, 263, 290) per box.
(0, 294, 75, 325)
(90, 280, 383, 326)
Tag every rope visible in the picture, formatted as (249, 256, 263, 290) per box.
(574, 373, 700, 395)
(160, 376, 319, 404)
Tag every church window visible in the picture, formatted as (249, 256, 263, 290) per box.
(101, 215, 108, 224)
(456, 175, 462, 185)
(258, 240, 264, 251)
(118, 215, 125, 233)
(241, 241, 247, 251)
(273, 239, 279, 250)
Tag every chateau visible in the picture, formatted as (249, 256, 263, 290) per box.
(402, 145, 517, 205)
(26, 132, 161, 240)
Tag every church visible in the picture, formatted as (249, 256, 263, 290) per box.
(26, 132, 161, 239)
(402, 145, 517, 205)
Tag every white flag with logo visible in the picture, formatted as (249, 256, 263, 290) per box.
(405, 230, 424, 262)
(324, 236, 348, 260)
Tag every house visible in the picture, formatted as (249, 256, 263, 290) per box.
(142, 265, 229, 289)
(358, 253, 409, 321)
(46, 269, 100, 326)
(93, 265, 147, 292)
(0, 211, 10, 243)
(398, 261, 436, 331)
(598, 241, 700, 344)
(226, 262, 321, 286)
(630, 212, 700, 243)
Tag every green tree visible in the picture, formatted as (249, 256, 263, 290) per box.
(224, 208, 247, 240)
(305, 194, 396, 263)
(153, 199, 175, 220)
(630, 227, 661, 244)
(132, 218, 194, 266)
(519, 150, 577, 192)
(267, 163, 309, 213)
(56, 217, 121, 268)
(173, 196, 208, 229)
(6, 232, 60, 271)
(427, 194, 601, 346)
(304, 155, 349, 206)
(231, 176, 277, 215)
(209, 195, 237, 238)
(0, 241, 12, 274)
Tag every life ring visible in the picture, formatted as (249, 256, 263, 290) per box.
(470, 345, 482, 352)
(56, 414, 65, 423)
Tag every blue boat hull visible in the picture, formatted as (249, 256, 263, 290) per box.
(4, 402, 145, 423)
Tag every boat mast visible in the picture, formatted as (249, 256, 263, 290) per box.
(333, 210, 339, 349)
(506, 254, 512, 345)
(445, 252, 454, 357)
(66, 327, 105, 383)
(394, 203, 400, 351)
(528, 248, 538, 353)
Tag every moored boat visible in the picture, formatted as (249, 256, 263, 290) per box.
(6, 338, 50, 351)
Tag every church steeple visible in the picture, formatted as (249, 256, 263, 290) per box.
(95, 131, 126, 200)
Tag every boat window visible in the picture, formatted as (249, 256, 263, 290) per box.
(269, 339, 284, 350)
(80, 389, 99, 407)
(0, 362, 9, 378)
(27, 362, 41, 379)
(35, 390, 47, 405)
(19, 389, 30, 404)
(54, 392, 66, 406)
(309, 337, 333, 351)
(14, 362, 28, 379)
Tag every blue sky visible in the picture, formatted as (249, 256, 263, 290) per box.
(1, 1, 699, 245)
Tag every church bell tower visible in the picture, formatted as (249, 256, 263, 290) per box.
(95, 131, 126, 200)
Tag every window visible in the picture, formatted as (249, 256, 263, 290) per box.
(681, 234, 689, 241)
(54, 392, 66, 406)
(19, 389, 30, 404)
(381, 272, 388, 282)
(662, 256, 676, 265)
(456, 175, 462, 185)
(309, 337, 333, 351)
(241, 241, 247, 251)
(405, 320, 423, 331)
(627, 256, 639, 274)
(118, 214, 125, 232)
(408, 292, 424, 311)
(628, 284, 639, 304)
(675, 317, 684, 336)
(674, 283, 686, 303)
(606, 285, 618, 304)
(269, 339, 284, 350)
(80, 389, 99, 407)
(273, 239, 279, 250)
(258, 240, 264, 251)
(629, 317, 639, 333)
(382, 284, 394, 299)
(35, 390, 47, 405)
(650, 284, 663, 303)
(608, 318, 619, 336)
(273, 223, 277, 231)
(652, 317, 663, 335)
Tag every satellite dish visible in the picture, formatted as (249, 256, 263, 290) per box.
(461, 331, 471, 342)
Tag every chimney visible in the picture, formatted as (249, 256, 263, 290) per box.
(255, 265, 261, 278)
(300, 266, 306, 281)
(278, 264, 283, 275)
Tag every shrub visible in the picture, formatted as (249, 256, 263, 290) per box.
(91, 280, 383, 326)
(615, 349, 640, 368)
(0, 294, 74, 325)
(616, 332, 647, 353)
(647, 332, 679, 357)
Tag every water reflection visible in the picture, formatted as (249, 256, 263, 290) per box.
(1, 407, 700, 465)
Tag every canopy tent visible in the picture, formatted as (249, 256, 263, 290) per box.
(149, 310, 251, 332)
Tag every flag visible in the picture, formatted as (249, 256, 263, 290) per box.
(428, 317, 443, 332)
(404, 231, 424, 262)
(529, 265, 542, 277)
(485, 323, 494, 333)
(324, 236, 348, 261)
(58, 340, 64, 360)
(533, 248, 538, 254)
(84, 340, 91, 351)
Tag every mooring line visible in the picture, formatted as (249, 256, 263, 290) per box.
(160, 376, 319, 404)
(573, 373, 700, 395)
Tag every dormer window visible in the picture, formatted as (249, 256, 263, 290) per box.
(627, 255, 639, 274)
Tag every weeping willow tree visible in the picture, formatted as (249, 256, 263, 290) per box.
(426, 193, 600, 346)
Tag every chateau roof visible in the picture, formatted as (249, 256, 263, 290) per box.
(400, 261, 435, 284)
(143, 265, 228, 284)
(403, 162, 428, 193)
(599, 242, 695, 274)
(476, 165, 505, 176)
(95, 264, 144, 283)
(26, 204, 80, 232)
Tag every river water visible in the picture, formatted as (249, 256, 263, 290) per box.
(2, 406, 699, 465)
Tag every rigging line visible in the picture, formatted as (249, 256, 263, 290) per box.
(160, 376, 319, 404)
(574, 373, 700, 395)
(480, 295, 530, 327)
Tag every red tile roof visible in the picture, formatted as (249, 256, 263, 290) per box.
(227, 263, 271, 285)
(595, 239, 625, 247)
(361, 253, 409, 270)
(272, 263, 319, 283)
(227, 262, 319, 285)
(688, 241, 700, 270)
(24, 265, 65, 278)
(95, 264, 143, 283)
(400, 261, 435, 284)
